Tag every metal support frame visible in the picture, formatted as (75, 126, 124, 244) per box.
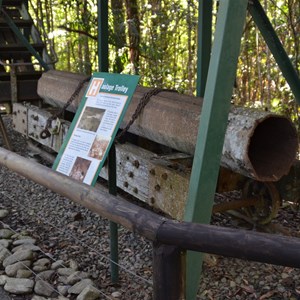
(196, 0, 212, 97)
(248, 0, 300, 104)
(0, 9, 49, 71)
(184, 1, 248, 299)
(97, 0, 109, 72)
(97, 0, 119, 283)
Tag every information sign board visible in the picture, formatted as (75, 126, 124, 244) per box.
(53, 72, 140, 185)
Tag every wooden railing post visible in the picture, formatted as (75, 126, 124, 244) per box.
(153, 242, 185, 300)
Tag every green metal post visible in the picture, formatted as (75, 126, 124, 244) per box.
(184, 1, 248, 299)
(248, 0, 300, 104)
(97, 0, 119, 283)
(98, 0, 109, 72)
(196, 0, 212, 97)
(1, 9, 49, 71)
(108, 144, 119, 283)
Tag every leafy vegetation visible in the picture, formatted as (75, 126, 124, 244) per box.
(29, 0, 300, 121)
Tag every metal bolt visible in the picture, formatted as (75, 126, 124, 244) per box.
(124, 181, 129, 188)
(150, 169, 156, 176)
(23, 111, 27, 115)
(162, 173, 168, 180)
(133, 160, 140, 168)
(13, 124, 15, 128)
(150, 197, 155, 204)
(133, 187, 138, 194)
(22, 119, 25, 123)
(33, 125, 36, 129)
(13, 111, 16, 116)
(128, 171, 134, 178)
(155, 184, 161, 191)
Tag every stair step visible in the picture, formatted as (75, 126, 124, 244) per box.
(0, 19, 33, 28)
(0, 43, 44, 59)
(0, 71, 43, 81)
(4, 8, 21, 19)
(2, 0, 23, 7)
(0, 79, 40, 102)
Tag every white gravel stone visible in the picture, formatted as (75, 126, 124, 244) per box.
(36, 269, 55, 281)
(34, 279, 57, 297)
(5, 260, 31, 277)
(77, 285, 101, 300)
(12, 238, 36, 246)
(0, 239, 11, 248)
(4, 278, 34, 294)
(0, 247, 11, 265)
(0, 229, 14, 239)
(16, 268, 33, 278)
(57, 267, 76, 276)
(68, 278, 94, 295)
(51, 259, 65, 270)
(57, 284, 71, 296)
(0, 275, 8, 286)
(0, 209, 9, 219)
(3, 249, 33, 267)
(12, 243, 41, 253)
(67, 271, 89, 285)
(111, 291, 122, 298)
(31, 296, 48, 300)
(68, 259, 79, 270)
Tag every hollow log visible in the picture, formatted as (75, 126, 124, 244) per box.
(37, 70, 298, 181)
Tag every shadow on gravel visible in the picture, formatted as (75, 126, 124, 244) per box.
(0, 287, 11, 300)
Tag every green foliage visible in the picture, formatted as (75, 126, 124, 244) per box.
(29, 0, 300, 123)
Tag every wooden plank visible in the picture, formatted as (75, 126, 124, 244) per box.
(12, 102, 28, 135)
(27, 105, 66, 150)
(0, 19, 33, 28)
(12, 103, 192, 220)
(2, 29, 17, 44)
(0, 44, 44, 59)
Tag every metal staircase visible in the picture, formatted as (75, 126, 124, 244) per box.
(0, 0, 54, 111)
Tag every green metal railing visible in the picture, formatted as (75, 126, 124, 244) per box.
(97, 0, 119, 283)
(95, 0, 300, 299)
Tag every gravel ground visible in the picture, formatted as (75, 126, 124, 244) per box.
(0, 114, 300, 299)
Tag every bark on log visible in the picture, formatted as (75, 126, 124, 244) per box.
(37, 70, 298, 181)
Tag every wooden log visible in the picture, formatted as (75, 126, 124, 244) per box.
(1, 146, 300, 268)
(37, 70, 298, 182)
(153, 242, 185, 300)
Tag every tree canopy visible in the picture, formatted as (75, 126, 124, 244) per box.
(29, 0, 300, 123)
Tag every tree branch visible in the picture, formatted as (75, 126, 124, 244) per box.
(58, 25, 97, 40)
